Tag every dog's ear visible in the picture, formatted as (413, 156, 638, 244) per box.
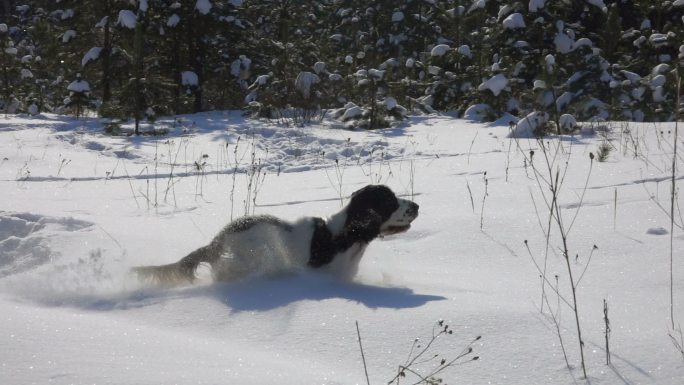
(347, 208, 383, 243)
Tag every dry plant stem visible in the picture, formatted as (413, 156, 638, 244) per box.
(604, 299, 611, 365)
(480, 172, 488, 230)
(540, 275, 571, 371)
(466, 180, 475, 213)
(355, 321, 371, 385)
(518, 137, 590, 379)
(670, 69, 680, 330)
(467, 131, 478, 165)
(613, 188, 618, 231)
(669, 326, 684, 361)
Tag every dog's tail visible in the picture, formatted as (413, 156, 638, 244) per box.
(132, 244, 218, 286)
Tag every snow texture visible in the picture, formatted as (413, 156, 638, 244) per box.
(81, 47, 102, 67)
(510, 110, 548, 137)
(558, 114, 577, 130)
(167, 14, 180, 27)
(230, 56, 251, 78)
(392, 11, 404, 22)
(503, 13, 525, 29)
(118, 10, 137, 29)
(478, 74, 508, 96)
(294, 72, 320, 99)
(95, 16, 109, 28)
(196, 0, 212, 15)
(431, 44, 450, 57)
(62, 30, 76, 43)
(67, 79, 90, 93)
(463, 104, 492, 121)
(1, 113, 683, 385)
(181, 71, 199, 87)
(20, 69, 33, 79)
(457, 45, 472, 58)
(529, 0, 545, 12)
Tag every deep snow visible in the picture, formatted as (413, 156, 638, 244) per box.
(0, 112, 683, 384)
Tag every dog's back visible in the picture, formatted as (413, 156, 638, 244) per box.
(134, 215, 315, 286)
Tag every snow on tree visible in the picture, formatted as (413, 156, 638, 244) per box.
(66, 74, 92, 118)
(196, 0, 212, 15)
(529, 0, 546, 12)
(503, 13, 525, 30)
(181, 71, 199, 87)
(118, 10, 137, 29)
(431, 44, 450, 57)
(478, 74, 508, 96)
(294, 71, 320, 100)
(81, 47, 102, 67)
(62, 30, 76, 43)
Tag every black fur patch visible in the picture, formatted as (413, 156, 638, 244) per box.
(345, 185, 399, 228)
(308, 217, 335, 268)
(308, 185, 399, 268)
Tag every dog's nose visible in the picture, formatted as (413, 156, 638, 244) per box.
(407, 201, 419, 217)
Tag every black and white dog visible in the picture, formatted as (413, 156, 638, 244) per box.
(134, 185, 419, 285)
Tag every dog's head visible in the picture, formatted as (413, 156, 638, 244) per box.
(344, 185, 419, 240)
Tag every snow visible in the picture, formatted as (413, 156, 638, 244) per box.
(510, 110, 548, 137)
(384, 97, 397, 110)
(62, 30, 76, 43)
(431, 44, 450, 57)
(586, 0, 607, 12)
(20, 68, 33, 79)
(0, 23, 8, 33)
(391, 11, 404, 22)
(95, 16, 109, 28)
(1, 113, 683, 385)
(67, 79, 90, 93)
(463, 104, 492, 121)
(230, 55, 251, 78)
(313, 62, 326, 74)
(294, 72, 320, 99)
(529, 0, 545, 12)
(652, 63, 671, 75)
(81, 47, 102, 67)
(467, 0, 486, 14)
(675, 0, 684, 6)
(478, 74, 508, 96)
(457, 45, 472, 58)
(558, 113, 577, 130)
(196, 0, 212, 15)
(118, 10, 137, 29)
(167, 14, 180, 27)
(340, 104, 363, 120)
(554, 32, 574, 54)
(368, 69, 384, 80)
(621, 70, 641, 84)
(502, 13, 525, 30)
(181, 71, 199, 87)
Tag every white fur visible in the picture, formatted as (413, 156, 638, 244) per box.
(211, 218, 315, 281)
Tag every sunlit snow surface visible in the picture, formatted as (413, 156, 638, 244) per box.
(0, 112, 682, 384)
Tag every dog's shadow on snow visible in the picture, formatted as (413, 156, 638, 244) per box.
(191, 273, 446, 312)
(26, 272, 444, 312)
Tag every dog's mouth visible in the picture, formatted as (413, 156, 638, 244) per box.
(381, 224, 411, 236)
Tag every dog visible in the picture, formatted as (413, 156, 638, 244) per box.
(133, 185, 419, 285)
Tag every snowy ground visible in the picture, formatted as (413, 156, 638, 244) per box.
(0, 112, 683, 385)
